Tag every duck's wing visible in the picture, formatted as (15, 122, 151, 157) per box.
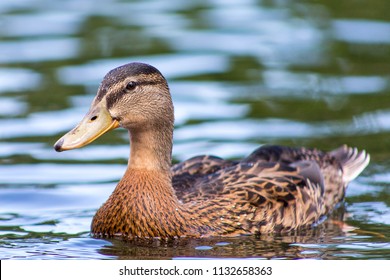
(173, 145, 369, 233)
(183, 160, 327, 233)
(172, 155, 236, 200)
(172, 145, 331, 201)
(242, 144, 369, 211)
(172, 155, 236, 176)
(242, 145, 329, 165)
(243, 145, 369, 179)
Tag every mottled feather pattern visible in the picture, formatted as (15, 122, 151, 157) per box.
(92, 145, 369, 238)
(170, 145, 368, 235)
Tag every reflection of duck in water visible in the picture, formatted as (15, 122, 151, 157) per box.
(54, 62, 370, 239)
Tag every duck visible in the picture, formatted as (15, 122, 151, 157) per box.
(54, 62, 370, 239)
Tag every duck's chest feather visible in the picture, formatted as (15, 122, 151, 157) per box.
(91, 168, 194, 238)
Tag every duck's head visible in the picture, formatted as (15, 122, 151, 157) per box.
(54, 62, 173, 152)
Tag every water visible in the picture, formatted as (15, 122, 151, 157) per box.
(0, 0, 389, 260)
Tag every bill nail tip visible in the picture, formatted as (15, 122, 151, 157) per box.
(54, 139, 64, 152)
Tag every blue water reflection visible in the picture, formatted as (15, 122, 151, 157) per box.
(0, 38, 80, 63)
(2, 13, 83, 37)
(0, 68, 41, 92)
(333, 20, 390, 44)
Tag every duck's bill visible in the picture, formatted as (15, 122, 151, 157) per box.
(54, 102, 119, 152)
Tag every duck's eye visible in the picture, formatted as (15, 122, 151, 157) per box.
(125, 81, 137, 91)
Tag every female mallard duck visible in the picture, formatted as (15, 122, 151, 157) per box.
(54, 62, 370, 239)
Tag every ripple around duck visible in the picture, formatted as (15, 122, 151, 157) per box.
(0, 164, 124, 184)
(348, 202, 390, 226)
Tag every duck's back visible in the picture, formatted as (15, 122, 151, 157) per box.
(171, 145, 369, 233)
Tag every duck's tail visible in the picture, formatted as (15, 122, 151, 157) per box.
(330, 145, 370, 183)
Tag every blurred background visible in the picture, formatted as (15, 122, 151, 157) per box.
(0, 0, 389, 259)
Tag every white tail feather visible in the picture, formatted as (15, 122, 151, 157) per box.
(331, 145, 370, 183)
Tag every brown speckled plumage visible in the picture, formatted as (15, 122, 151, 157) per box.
(54, 62, 370, 239)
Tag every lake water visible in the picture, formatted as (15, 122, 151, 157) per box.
(0, 0, 389, 260)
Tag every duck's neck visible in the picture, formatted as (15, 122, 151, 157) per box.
(92, 122, 199, 238)
(128, 123, 173, 172)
